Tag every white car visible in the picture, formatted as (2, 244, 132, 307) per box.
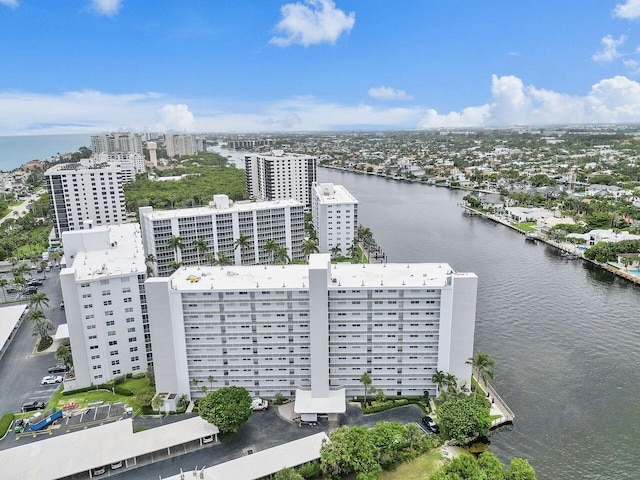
(251, 398, 269, 411)
(41, 375, 63, 385)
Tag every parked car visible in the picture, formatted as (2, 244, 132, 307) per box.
(48, 364, 70, 374)
(92, 466, 106, 476)
(21, 400, 46, 412)
(29, 279, 45, 287)
(6, 285, 19, 294)
(110, 461, 123, 470)
(41, 375, 63, 385)
(421, 415, 440, 434)
(45, 265, 51, 272)
(251, 398, 269, 411)
(22, 286, 38, 295)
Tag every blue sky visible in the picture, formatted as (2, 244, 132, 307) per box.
(2, 0, 640, 134)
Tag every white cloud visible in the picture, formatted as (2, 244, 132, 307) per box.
(270, 0, 355, 47)
(593, 34, 627, 63)
(90, 0, 122, 16)
(368, 86, 411, 100)
(154, 104, 195, 132)
(614, 0, 640, 19)
(418, 74, 640, 128)
(0, 0, 18, 8)
(624, 58, 640, 75)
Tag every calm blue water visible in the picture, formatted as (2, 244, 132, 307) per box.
(0, 134, 91, 171)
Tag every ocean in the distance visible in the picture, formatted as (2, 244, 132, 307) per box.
(0, 134, 91, 171)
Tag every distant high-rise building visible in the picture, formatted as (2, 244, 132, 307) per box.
(165, 134, 204, 157)
(311, 183, 358, 256)
(91, 132, 143, 155)
(147, 142, 158, 167)
(139, 194, 305, 276)
(245, 150, 317, 206)
(60, 224, 150, 387)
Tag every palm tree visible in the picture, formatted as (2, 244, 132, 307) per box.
(347, 241, 358, 260)
(13, 262, 30, 279)
(55, 343, 73, 369)
(169, 261, 182, 274)
(49, 251, 62, 267)
(204, 252, 216, 266)
(30, 309, 54, 342)
(200, 385, 208, 395)
(264, 239, 278, 265)
(330, 245, 342, 260)
(145, 254, 156, 276)
(194, 238, 208, 265)
(28, 292, 49, 311)
(191, 378, 200, 390)
(167, 235, 184, 263)
(207, 375, 214, 390)
(431, 370, 447, 394)
(0, 278, 7, 302)
(466, 350, 496, 386)
(302, 238, 319, 261)
(445, 373, 458, 394)
(233, 234, 251, 264)
(216, 251, 231, 266)
(359, 372, 372, 405)
(274, 246, 290, 265)
(39, 260, 48, 278)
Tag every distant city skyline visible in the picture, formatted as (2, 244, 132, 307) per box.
(2, 0, 640, 134)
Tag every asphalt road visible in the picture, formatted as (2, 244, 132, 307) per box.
(0, 267, 67, 415)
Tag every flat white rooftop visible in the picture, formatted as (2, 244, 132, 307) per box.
(167, 256, 468, 291)
(294, 388, 346, 414)
(314, 183, 358, 205)
(164, 432, 329, 480)
(65, 223, 145, 281)
(141, 198, 303, 220)
(0, 416, 219, 480)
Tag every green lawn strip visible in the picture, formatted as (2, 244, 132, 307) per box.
(52, 377, 151, 412)
(379, 449, 444, 480)
(514, 222, 536, 232)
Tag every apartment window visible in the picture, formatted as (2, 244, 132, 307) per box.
(111, 360, 120, 366)
(103, 300, 112, 306)
(91, 355, 100, 360)
(107, 330, 116, 336)
(122, 287, 131, 293)
(101, 290, 110, 296)
(129, 337, 137, 342)
(125, 307, 133, 313)
(131, 356, 139, 362)
(87, 325, 96, 330)
(124, 298, 132, 303)
(106, 320, 115, 326)
(92, 365, 102, 370)
(105, 311, 113, 316)
(109, 340, 118, 346)
(130, 346, 138, 352)
(89, 345, 98, 350)
(88, 335, 97, 340)
(126, 317, 135, 323)
(112, 369, 121, 375)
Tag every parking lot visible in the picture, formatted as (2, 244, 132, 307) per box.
(9, 402, 129, 445)
(0, 267, 69, 416)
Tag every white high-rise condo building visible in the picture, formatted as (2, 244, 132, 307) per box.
(145, 254, 477, 422)
(93, 152, 146, 182)
(311, 183, 358, 256)
(139, 194, 305, 277)
(245, 150, 317, 206)
(165, 134, 202, 157)
(60, 224, 150, 388)
(45, 162, 128, 241)
(91, 132, 143, 155)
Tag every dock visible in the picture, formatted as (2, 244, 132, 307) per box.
(473, 373, 515, 430)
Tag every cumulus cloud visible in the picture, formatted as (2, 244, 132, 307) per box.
(593, 34, 627, 63)
(614, 0, 640, 19)
(154, 104, 195, 132)
(0, 0, 18, 8)
(418, 74, 640, 129)
(270, 0, 355, 47)
(368, 86, 411, 100)
(90, 0, 122, 16)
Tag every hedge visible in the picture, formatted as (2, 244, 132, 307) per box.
(0, 413, 14, 437)
(62, 384, 133, 396)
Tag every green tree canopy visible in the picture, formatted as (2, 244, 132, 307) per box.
(198, 386, 252, 434)
(429, 452, 536, 480)
(437, 393, 491, 443)
(320, 425, 381, 480)
(273, 468, 304, 480)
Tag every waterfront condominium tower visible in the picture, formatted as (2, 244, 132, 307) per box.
(164, 133, 201, 158)
(59, 224, 150, 388)
(311, 182, 358, 256)
(244, 150, 317, 206)
(145, 254, 477, 422)
(139, 194, 305, 276)
(90, 132, 143, 155)
(45, 161, 128, 242)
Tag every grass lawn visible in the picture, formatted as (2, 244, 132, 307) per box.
(47, 377, 152, 413)
(514, 222, 537, 232)
(379, 449, 444, 480)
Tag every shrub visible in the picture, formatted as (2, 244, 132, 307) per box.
(295, 460, 322, 479)
(113, 375, 126, 385)
(273, 392, 287, 405)
(112, 386, 133, 396)
(0, 413, 14, 437)
(125, 373, 133, 379)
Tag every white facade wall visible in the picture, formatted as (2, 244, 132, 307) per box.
(45, 163, 127, 240)
(147, 257, 477, 401)
(165, 134, 198, 157)
(60, 225, 150, 388)
(245, 151, 317, 206)
(311, 183, 358, 255)
(139, 196, 305, 277)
